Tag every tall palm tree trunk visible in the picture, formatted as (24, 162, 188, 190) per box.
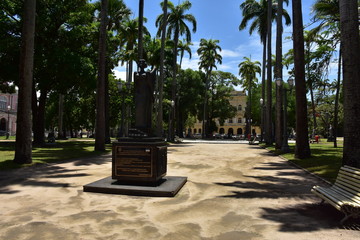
(125, 45, 134, 137)
(58, 94, 64, 139)
(275, 0, 284, 149)
(170, 29, 179, 141)
(309, 80, 317, 136)
(14, 0, 36, 164)
(340, 0, 360, 167)
(95, 0, 108, 151)
(138, 0, 144, 61)
(202, 68, 211, 139)
(306, 42, 317, 137)
(261, 39, 266, 142)
(248, 83, 252, 136)
(265, 0, 273, 145)
(292, 0, 310, 159)
(156, 0, 168, 138)
(333, 46, 341, 148)
(105, 67, 111, 143)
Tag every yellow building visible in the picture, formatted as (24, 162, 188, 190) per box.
(188, 91, 260, 138)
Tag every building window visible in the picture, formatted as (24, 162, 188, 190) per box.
(238, 118, 242, 123)
(237, 105, 242, 111)
(228, 118, 233, 123)
(0, 96, 7, 110)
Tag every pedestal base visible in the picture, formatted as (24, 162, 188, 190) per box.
(83, 176, 187, 197)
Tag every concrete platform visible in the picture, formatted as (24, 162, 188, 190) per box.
(83, 176, 187, 197)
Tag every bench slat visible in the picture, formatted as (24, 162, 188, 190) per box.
(338, 170, 360, 184)
(335, 173, 360, 195)
(343, 165, 360, 175)
(312, 187, 342, 210)
(331, 186, 360, 204)
(339, 168, 360, 181)
(312, 186, 350, 205)
(312, 187, 359, 214)
(335, 178, 360, 195)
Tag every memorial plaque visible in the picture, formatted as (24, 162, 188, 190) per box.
(114, 146, 153, 177)
(112, 140, 167, 184)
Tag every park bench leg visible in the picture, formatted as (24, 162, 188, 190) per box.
(340, 213, 354, 225)
(340, 206, 360, 225)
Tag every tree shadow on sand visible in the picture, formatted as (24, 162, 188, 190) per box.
(215, 161, 360, 231)
(0, 154, 112, 195)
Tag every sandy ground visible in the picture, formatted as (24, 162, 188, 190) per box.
(0, 141, 359, 240)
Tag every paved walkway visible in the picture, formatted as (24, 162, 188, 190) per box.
(0, 142, 359, 240)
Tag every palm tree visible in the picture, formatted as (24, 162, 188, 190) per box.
(107, 0, 131, 32)
(239, 0, 291, 145)
(178, 39, 192, 69)
(197, 38, 222, 138)
(98, 0, 130, 143)
(156, 0, 196, 141)
(175, 39, 192, 137)
(14, 0, 36, 164)
(266, 0, 273, 145)
(312, 0, 340, 22)
(156, 0, 168, 137)
(95, 0, 108, 151)
(118, 17, 145, 136)
(340, 0, 360, 167)
(292, 0, 311, 158)
(275, 0, 283, 149)
(119, 18, 139, 83)
(238, 56, 261, 136)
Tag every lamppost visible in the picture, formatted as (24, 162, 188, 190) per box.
(260, 98, 265, 142)
(168, 100, 175, 141)
(276, 77, 294, 152)
(249, 118, 253, 137)
(6, 105, 10, 139)
(117, 81, 125, 138)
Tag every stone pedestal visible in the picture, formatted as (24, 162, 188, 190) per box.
(112, 138, 167, 185)
(84, 137, 187, 197)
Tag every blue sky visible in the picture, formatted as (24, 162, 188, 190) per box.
(114, 0, 335, 86)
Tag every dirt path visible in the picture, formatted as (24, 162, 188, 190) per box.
(0, 142, 359, 239)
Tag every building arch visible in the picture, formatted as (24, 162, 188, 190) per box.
(219, 128, 225, 134)
(237, 128, 243, 135)
(228, 128, 234, 135)
(0, 118, 6, 131)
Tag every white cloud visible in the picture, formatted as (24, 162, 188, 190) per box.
(113, 69, 127, 81)
(221, 49, 241, 58)
(181, 57, 200, 71)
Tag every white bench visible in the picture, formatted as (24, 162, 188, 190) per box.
(311, 165, 360, 224)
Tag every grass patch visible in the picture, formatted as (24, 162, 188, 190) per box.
(0, 139, 111, 171)
(261, 141, 343, 183)
(0, 136, 16, 140)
